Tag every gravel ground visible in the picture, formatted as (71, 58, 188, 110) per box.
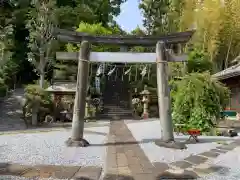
(0, 121, 110, 136)
(0, 126, 109, 166)
(0, 176, 65, 180)
(126, 120, 236, 163)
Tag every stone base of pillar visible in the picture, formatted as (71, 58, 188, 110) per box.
(155, 139, 187, 150)
(65, 138, 90, 147)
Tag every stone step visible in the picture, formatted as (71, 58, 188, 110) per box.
(103, 102, 130, 106)
(102, 112, 132, 116)
(103, 101, 129, 103)
(104, 104, 130, 107)
(101, 78, 132, 119)
(105, 111, 132, 113)
(103, 107, 131, 111)
(98, 114, 133, 120)
(103, 107, 132, 111)
(104, 107, 131, 111)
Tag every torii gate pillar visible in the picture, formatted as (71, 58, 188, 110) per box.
(65, 41, 90, 147)
(155, 41, 186, 149)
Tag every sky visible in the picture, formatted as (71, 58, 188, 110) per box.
(115, 0, 143, 32)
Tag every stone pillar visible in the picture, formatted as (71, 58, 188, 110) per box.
(156, 41, 174, 142)
(66, 41, 91, 147)
(155, 41, 186, 149)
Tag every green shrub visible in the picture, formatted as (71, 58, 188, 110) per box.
(172, 72, 230, 132)
(0, 78, 7, 97)
(24, 84, 53, 122)
(32, 80, 50, 89)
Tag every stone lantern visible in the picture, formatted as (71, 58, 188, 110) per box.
(140, 85, 150, 119)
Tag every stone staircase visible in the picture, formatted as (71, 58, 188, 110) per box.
(99, 75, 133, 120)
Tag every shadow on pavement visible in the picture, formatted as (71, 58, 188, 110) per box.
(90, 136, 234, 147)
(75, 174, 134, 180)
(102, 174, 134, 180)
(100, 172, 198, 180)
(156, 171, 198, 180)
(174, 137, 233, 144)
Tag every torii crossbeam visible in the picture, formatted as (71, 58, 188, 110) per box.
(54, 28, 194, 46)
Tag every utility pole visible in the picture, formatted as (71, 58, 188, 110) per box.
(65, 41, 91, 147)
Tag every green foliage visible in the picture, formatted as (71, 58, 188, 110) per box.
(66, 22, 122, 53)
(26, 0, 58, 87)
(0, 1, 18, 91)
(172, 72, 230, 132)
(24, 84, 53, 118)
(56, 0, 126, 28)
(0, 0, 129, 90)
(181, 0, 240, 71)
(169, 62, 185, 78)
(139, 0, 183, 34)
(78, 22, 119, 35)
(187, 49, 213, 73)
(0, 78, 7, 97)
(0, 59, 17, 96)
(24, 84, 51, 106)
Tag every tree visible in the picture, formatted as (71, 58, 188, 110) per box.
(0, 22, 14, 95)
(0, 0, 20, 92)
(0, 19, 13, 65)
(139, 0, 169, 35)
(86, 0, 127, 27)
(66, 22, 122, 53)
(0, 0, 14, 65)
(180, 0, 240, 71)
(139, 0, 183, 35)
(26, 0, 58, 88)
(55, 22, 124, 81)
(187, 49, 213, 73)
(129, 26, 147, 53)
(56, 0, 127, 28)
(55, 2, 96, 28)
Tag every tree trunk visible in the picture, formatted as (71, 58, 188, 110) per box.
(224, 34, 233, 69)
(32, 104, 39, 126)
(39, 48, 45, 88)
(39, 73, 44, 88)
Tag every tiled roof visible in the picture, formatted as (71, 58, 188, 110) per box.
(213, 63, 240, 80)
(45, 81, 77, 93)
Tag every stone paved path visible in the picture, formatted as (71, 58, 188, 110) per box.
(103, 121, 196, 180)
(0, 88, 26, 131)
(0, 162, 102, 179)
(103, 121, 240, 180)
(104, 121, 155, 179)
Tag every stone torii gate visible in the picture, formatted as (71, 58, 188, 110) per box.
(53, 29, 194, 148)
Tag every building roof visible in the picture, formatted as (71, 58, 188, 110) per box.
(213, 63, 240, 80)
(45, 81, 77, 93)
